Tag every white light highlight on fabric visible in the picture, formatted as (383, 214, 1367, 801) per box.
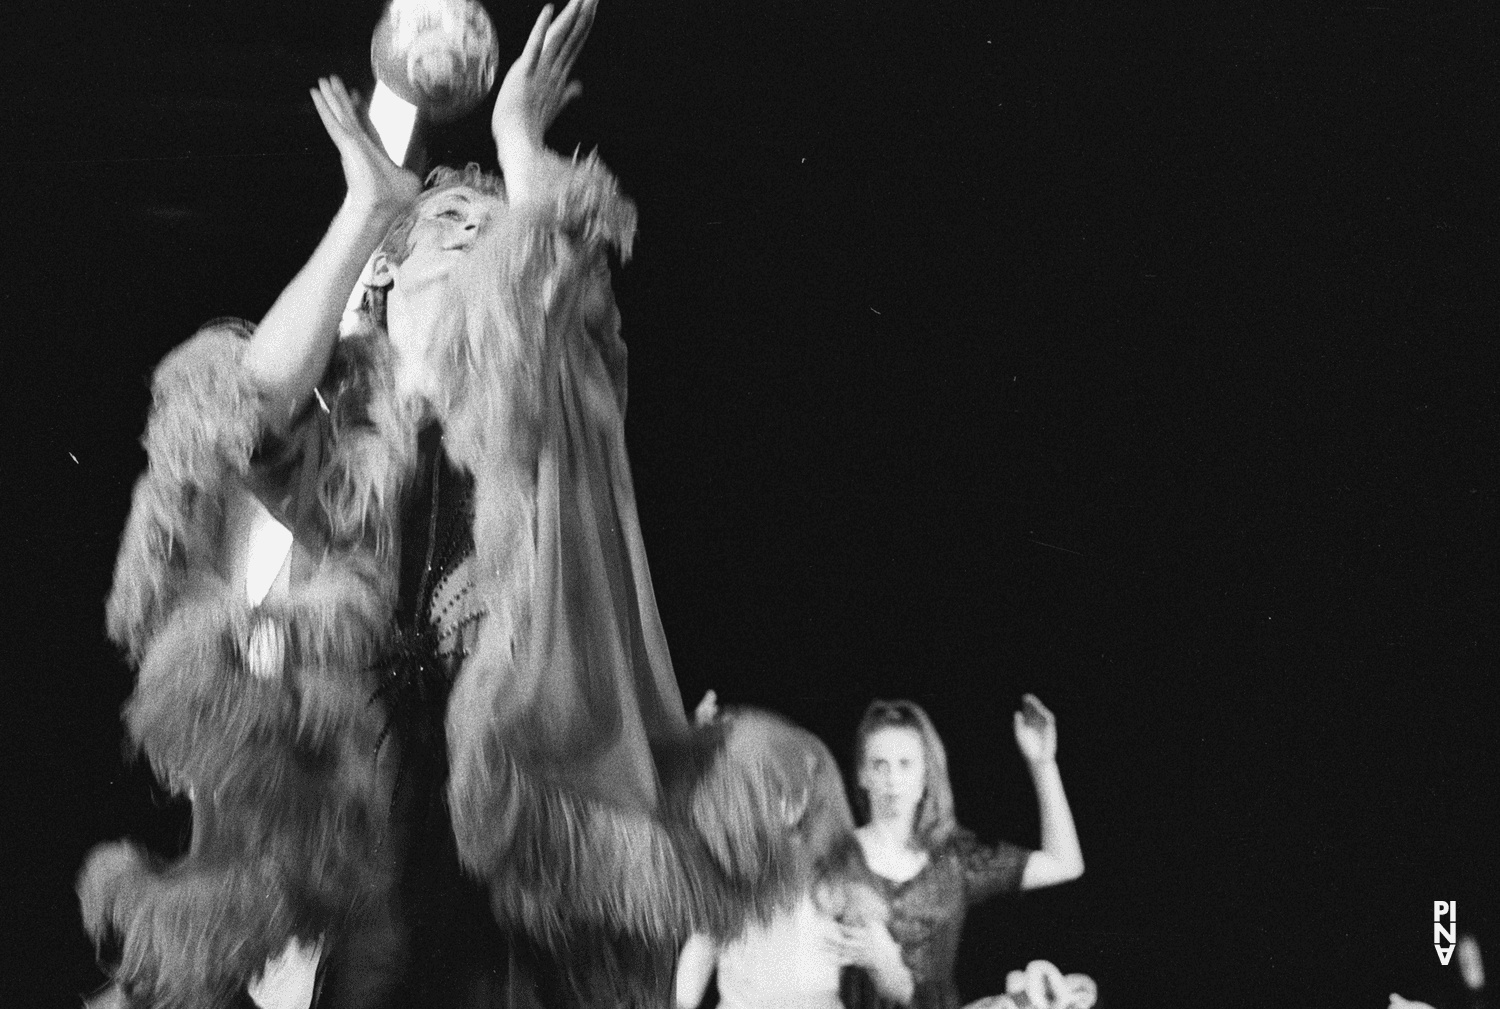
(245, 503, 294, 606)
(369, 80, 417, 165)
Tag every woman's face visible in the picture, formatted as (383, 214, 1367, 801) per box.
(858, 725, 926, 827)
(379, 186, 501, 400)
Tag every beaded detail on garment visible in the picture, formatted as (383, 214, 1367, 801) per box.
(374, 423, 480, 760)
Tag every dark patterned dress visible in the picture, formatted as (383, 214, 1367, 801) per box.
(842, 834, 1031, 1009)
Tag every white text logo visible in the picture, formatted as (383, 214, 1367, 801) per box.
(1435, 901, 1457, 965)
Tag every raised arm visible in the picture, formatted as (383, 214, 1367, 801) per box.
(1014, 694, 1086, 890)
(491, 0, 598, 206)
(243, 76, 419, 422)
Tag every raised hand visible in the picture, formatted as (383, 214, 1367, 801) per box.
(826, 919, 914, 1002)
(310, 76, 421, 216)
(247, 936, 322, 1009)
(1389, 996, 1438, 1009)
(693, 690, 719, 726)
(826, 920, 901, 971)
(1013, 693, 1058, 766)
(492, 0, 598, 160)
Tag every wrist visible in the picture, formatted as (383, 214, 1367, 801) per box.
(341, 191, 410, 230)
(495, 124, 544, 168)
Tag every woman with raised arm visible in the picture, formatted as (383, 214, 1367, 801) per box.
(843, 696, 1085, 1009)
(79, 3, 817, 1006)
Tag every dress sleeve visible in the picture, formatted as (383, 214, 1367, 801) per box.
(952, 832, 1032, 906)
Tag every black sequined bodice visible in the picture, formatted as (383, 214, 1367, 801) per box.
(376, 423, 476, 764)
(398, 424, 476, 632)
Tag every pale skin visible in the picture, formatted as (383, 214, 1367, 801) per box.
(676, 692, 913, 1007)
(855, 695, 1085, 891)
(238, 4, 599, 1006)
(243, 0, 599, 423)
(673, 905, 915, 1008)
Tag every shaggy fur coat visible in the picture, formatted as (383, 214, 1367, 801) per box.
(79, 154, 828, 1009)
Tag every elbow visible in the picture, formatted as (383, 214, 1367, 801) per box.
(1065, 852, 1085, 882)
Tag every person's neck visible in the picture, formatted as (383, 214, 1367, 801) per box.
(863, 813, 917, 853)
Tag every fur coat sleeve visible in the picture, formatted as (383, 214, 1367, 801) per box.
(79, 322, 407, 1009)
(437, 153, 822, 948)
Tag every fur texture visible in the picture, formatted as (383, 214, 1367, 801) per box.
(90, 323, 414, 1005)
(125, 580, 389, 788)
(106, 325, 414, 664)
(449, 708, 849, 945)
(107, 324, 263, 661)
(79, 842, 302, 1009)
(86, 150, 794, 1004)
(434, 156, 828, 946)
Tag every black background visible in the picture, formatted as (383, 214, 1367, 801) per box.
(3, 1, 1495, 1006)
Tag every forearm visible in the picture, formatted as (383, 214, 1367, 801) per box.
(495, 130, 556, 209)
(868, 944, 915, 1005)
(244, 196, 404, 417)
(1026, 759, 1085, 882)
(673, 933, 716, 1009)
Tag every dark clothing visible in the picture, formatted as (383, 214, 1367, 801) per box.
(843, 834, 1030, 1009)
(80, 153, 757, 1009)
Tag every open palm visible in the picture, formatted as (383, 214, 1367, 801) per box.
(310, 76, 420, 213)
(492, 0, 597, 153)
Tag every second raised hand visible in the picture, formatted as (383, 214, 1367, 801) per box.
(493, 0, 599, 163)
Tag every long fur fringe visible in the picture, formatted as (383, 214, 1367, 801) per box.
(92, 323, 415, 1004)
(436, 155, 847, 947)
(107, 325, 414, 664)
(86, 151, 745, 1005)
(79, 842, 302, 1009)
(125, 582, 389, 775)
(511, 149, 638, 264)
(449, 707, 855, 946)
(107, 324, 263, 661)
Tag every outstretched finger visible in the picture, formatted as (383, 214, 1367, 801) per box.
(310, 88, 351, 149)
(555, 0, 597, 75)
(520, 4, 554, 73)
(694, 689, 719, 725)
(329, 77, 370, 136)
(318, 78, 358, 138)
(541, 0, 581, 65)
(556, 79, 584, 113)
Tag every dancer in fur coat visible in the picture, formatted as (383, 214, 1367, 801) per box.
(80, 2, 809, 1006)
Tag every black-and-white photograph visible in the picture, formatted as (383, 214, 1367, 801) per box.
(4, 1, 1494, 1007)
